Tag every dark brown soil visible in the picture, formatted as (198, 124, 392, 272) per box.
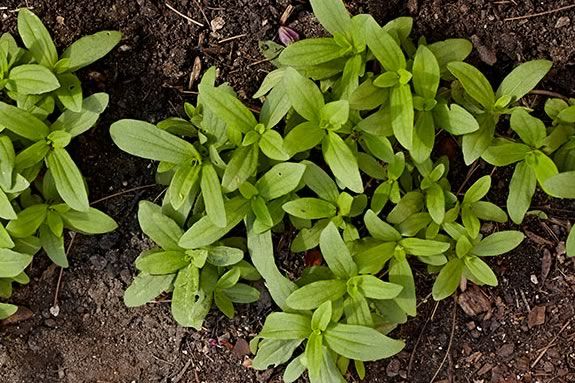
(1, 1, 574, 383)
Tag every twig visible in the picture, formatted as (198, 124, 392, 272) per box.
(505, 4, 575, 21)
(191, 0, 210, 26)
(531, 319, 572, 368)
(51, 233, 77, 315)
(530, 89, 568, 101)
(247, 58, 272, 67)
(166, 2, 204, 27)
(456, 161, 480, 195)
(408, 300, 440, 378)
(218, 34, 247, 44)
(429, 299, 457, 383)
(171, 358, 193, 383)
(90, 184, 157, 205)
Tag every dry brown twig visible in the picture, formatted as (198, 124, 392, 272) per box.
(166, 2, 204, 27)
(505, 3, 575, 22)
(429, 298, 457, 383)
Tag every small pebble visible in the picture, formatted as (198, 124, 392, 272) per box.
(555, 16, 570, 28)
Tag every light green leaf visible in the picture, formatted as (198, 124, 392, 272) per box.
(171, 264, 204, 328)
(412, 45, 440, 99)
(0, 303, 18, 320)
(285, 279, 347, 310)
(279, 38, 349, 67)
(60, 206, 117, 234)
(507, 161, 536, 224)
(0, 101, 50, 140)
(169, 163, 200, 210)
(284, 122, 325, 154)
(7, 64, 60, 95)
(510, 109, 546, 148)
(433, 103, 479, 135)
(179, 197, 250, 248)
(110, 119, 200, 164)
(426, 183, 445, 224)
(61, 31, 122, 71)
(256, 162, 306, 201)
(432, 258, 463, 300)
(200, 163, 226, 228)
(283, 198, 336, 220)
(471, 201, 508, 223)
(222, 144, 259, 192)
(310, 0, 352, 37)
(198, 83, 257, 133)
(464, 256, 498, 286)
(283, 67, 325, 122)
(302, 161, 339, 203)
(364, 209, 401, 241)
(124, 273, 174, 307)
(6, 204, 48, 238)
(464, 175, 491, 204)
(496, 60, 552, 100)
(0, 249, 33, 278)
(365, 17, 405, 71)
(411, 111, 434, 164)
(259, 129, 290, 161)
(324, 323, 405, 361)
(135, 250, 188, 274)
(448, 62, 495, 108)
(51, 93, 109, 136)
(54, 73, 83, 112)
(390, 84, 414, 150)
(353, 275, 403, 300)
(259, 312, 312, 339)
(138, 201, 183, 251)
(322, 131, 363, 193)
(47, 148, 89, 212)
(319, 221, 357, 279)
(252, 339, 303, 370)
(18, 9, 58, 67)
(462, 114, 497, 165)
(543, 171, 575, 198)
(427, 39, 473, 78)
(472, 231, 524, 256)
(482, 139, 531, 166)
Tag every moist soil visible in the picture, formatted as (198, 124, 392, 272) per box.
(1, 0, 575, 382)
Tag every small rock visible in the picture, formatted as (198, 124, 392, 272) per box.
(232, 338, 250, 358)
(528, 306, 546, 328)
(458, 285, 492, 317)
(44, 318, 57, 328)
(555, 16, 570, 28)
(471, 35, 497, 65)
(89, 255, 108, 271)
(386, 359, 400, 377)
(211, 16, 225, 32)
(497, 343, 515, 358)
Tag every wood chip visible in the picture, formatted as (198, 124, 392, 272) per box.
(457, 285, 492, 317)
(528, 306, 546, 329)
(541, 248, 552, 284)
(0, 307, 33, 326)
(232, 338, 250, 358)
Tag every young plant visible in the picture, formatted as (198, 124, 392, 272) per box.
(448, 59, 552, 164)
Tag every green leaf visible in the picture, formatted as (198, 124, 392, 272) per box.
(259, 129, 290, 161)
(246, 216, 298, 311)
(7, 64, 60, 95)
(447, 62, 495, 109)
(252, 339, 303, 370)
(223, 283, 260, 303)
(510, 109, 546, 148)
(352, 275, 403, 300)
(387, 192, 424, 225)
(252, 196, 273, 228)
(364, 210, 401, 241)
(279, 38, 349, 67)
(462, 114, 497, 165)
(427, 39, 473, 78)
(306, 332, 324, 378)
(0, 101, 50, 140)
(464, 256, 498, 286)
(389, 256, 416, 316)
(302, 161, 339, 203)
(52, 93, 109, 136)
(472, 231, 524, 256)
(169, 163, 201, 210)
(61, 31, 122, 71)
(136, 250, 188, 274)
(496, 60, 552, 101)
(365, 18, 405, 71)
(283, 355, 306, 383)
(0, 249, 33, 278)
(171, 264, 204, 328)
(54, 73, 83, 112)
(482, 139, 531, 166)
(310, 0, 352, 37)
(179, 197, 250, 248)
(110, 119, 200, 164)
(411, 110, 435, 163)
(355, 241, 396, 275)
(433, 103, 479, 135)
(567, 227, 574, 257)
(200, 163, 226, 228)
(0, 189, 17, 220)
(426, 183, 445, 224)
(138, 201, 183, 251)
(6, 204, 48, 238)
(432, 258, 463, 300)
(284, 122, 325, 154)
(507, 161, 536, 224)
(322, 131, 363, 193)
(319, 222, 357, 278)
(471, 201, 508, 223)
(349, 77, 388, 111)
(60, 206, 117, 234)
(463, 175, 491, 204)
(124, 273, 174, 307)
(543, 171, 575, 198)
(259, 312, 312, 339)
(46, 148, 89, 212)
(260, 83, 291, 128)
(400, 238, 450, 256)
(199, 83, 257, 133)
(283, 67, 325, 122)
(389, 84, 414, 151)
(256, 162, 306, 201)
(222, 144, 259, 192)
(412, 45, 440, 99)
(283, 198, 336, 220)
(285, 279, 347, 310)
(0, 303, 18, 320)
(18, 9, 58, 67)
(312, 301, 332, 331)
(324, 323, 405, 361)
